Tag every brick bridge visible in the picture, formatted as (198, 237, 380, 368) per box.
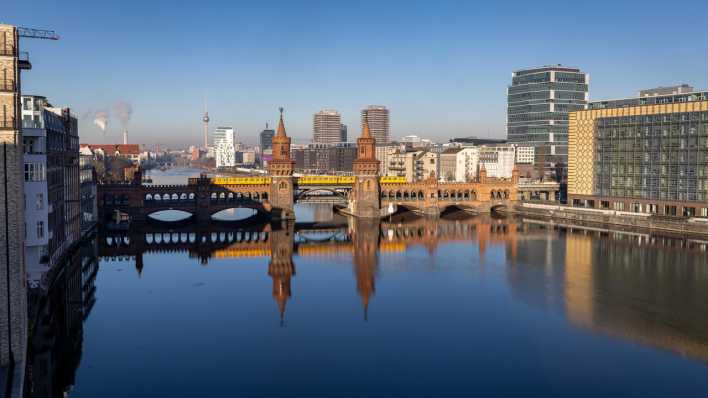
(98, 108, 519, 223)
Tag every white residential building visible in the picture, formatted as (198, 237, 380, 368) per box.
(455, 147, 480, 182)
(479, 145, 516, 178)
(515, 146, 535, 164)
(213, 127, 236, 168)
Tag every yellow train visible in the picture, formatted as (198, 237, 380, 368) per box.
(213, 177, 272, 185)
(212, 175, 407, 186)
(297, 175, 355, 185)
(379, 176, 407, 184)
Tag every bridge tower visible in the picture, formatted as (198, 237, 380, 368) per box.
(268, 108, 295, 220)
(350, 117, 381, 218)
(268, 221, 295, 325)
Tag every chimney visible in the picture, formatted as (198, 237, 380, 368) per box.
(123, 129, 128, 145)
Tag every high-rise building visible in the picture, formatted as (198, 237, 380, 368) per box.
(507, 65, 589, 179)
(260, 123, 274, 150)
(213, 126, 235, 168)
(568, 89, 708, 218)
(361, 105, 390, 145)
(340, 124, 347, 142)
(313, 109, 342, 144)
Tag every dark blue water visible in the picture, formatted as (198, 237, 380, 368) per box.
(24, 169, 708, 397)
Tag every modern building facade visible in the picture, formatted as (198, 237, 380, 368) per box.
(213, 126, 236, 168)
(568, 90, 708, 218)
(313, 109, 342, 144)
(640, 84, 694, 97)
(361, 105, 390, 145)
(340, 124, 347, 142)
(21, 95, 81, 285)
(292, 142, 357, 173)
(259, 124, 274, 150)
(507, 65, 589, 179)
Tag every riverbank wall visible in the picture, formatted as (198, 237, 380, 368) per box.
(514, 202, 708, 238)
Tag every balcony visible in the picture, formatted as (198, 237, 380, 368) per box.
(0, 79, 15, 92)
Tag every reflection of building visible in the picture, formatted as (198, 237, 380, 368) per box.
(268, 222, 295, 324)
(506, 220, 708, 363)
(351, 219, 380, 319)
(568, 90, 708, 218)
(25, 236, 98, 398)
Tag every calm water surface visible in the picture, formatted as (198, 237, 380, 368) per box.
(26, 169, 708, 397)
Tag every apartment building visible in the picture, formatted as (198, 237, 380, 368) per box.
(21, 95, 80, 285)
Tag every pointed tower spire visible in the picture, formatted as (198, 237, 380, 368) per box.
(276, 106, 286, 137)
(362, 115, 372, 139)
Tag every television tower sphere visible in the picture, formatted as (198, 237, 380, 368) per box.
(202, 112, 210, 123)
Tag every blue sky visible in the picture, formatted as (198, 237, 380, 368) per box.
(6, 0, 708, 147)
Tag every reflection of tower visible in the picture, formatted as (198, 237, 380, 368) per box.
(268, 221, 296, 325)
(202, 100, 210, 149)
(351, 219, 380, 320)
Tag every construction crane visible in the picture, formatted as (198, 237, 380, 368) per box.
(17, 26, 60, 40)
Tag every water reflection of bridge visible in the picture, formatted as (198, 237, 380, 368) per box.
(97, 216, 708, 364)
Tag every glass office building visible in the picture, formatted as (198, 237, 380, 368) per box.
(568, 90, 708, 218)
(507, 66, 589, 180)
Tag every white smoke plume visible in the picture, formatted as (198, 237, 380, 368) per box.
(93, 111, 109, 133)
(113, 101, 133, 127)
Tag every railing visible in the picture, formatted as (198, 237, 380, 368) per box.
(0, 79, 15, 92)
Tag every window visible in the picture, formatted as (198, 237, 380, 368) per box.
(36, 221, 44, 239)
(24, 163, 46, 181)
(35, 193, 43, 210)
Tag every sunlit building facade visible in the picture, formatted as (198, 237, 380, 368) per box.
(568, 90, 708, 218)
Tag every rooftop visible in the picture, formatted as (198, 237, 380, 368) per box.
(81, 144, 140, 155)
(513, 65, 582, 75)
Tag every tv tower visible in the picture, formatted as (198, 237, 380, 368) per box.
(202, 99, 210, 149)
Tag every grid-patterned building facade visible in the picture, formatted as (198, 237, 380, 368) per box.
(568, 91, 708, 218)
(507, 66, 588, 179)
(361, 105, 390, 145)
(313, 110, 342, 144)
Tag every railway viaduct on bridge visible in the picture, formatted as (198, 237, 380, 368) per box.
(98, 109, 521, 224)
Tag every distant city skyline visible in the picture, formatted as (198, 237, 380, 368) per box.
(6, 0, 708, 147)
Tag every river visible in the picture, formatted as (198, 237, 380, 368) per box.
(23, 168, 708, 397)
